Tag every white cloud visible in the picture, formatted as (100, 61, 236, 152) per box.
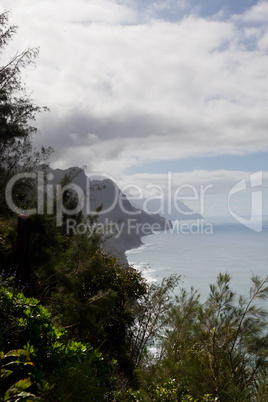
(8, 0, 137, 25)
(237, 0, 268, 22)
(1, 0, 268, 212)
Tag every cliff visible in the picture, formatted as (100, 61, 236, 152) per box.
(48, 167, 200, 260)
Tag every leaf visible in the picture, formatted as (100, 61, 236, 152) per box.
(8, 377, 32, 391)
(4, 378, 33, 401)
(3, 349, 30, 358)
(15, 390, 40, 400)
(1, 368, 13, 378)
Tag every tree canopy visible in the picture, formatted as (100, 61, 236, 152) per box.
(0, 10, 52, 197)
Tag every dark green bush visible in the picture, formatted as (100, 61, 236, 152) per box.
(0, 285, 116, 400)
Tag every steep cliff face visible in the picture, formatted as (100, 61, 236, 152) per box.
(88, 178, 172, 253)
(48, 167, 199, 258)
(50, 167, 171, 254)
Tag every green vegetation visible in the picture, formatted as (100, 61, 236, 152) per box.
(0, 284, 115, 400)
(0, 10, 267, 401)
(140, 274, 268, 401)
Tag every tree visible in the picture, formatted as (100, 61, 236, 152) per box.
(130, 274, 181, 369)
(0, 11, 52, 209)
(150, 273, 268, 401)
(48, 241, 148, 379)
(0, 284, 116, 401)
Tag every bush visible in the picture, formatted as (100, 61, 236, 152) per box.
(149, 274, 268, 401)
(0, 285, 116, 400)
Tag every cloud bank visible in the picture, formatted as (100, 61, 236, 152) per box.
(2, 0, 268, 215)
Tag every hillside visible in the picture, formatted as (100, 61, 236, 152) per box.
(49, 167, 200, 258)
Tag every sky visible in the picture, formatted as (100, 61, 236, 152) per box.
(1, 0, 268, 219)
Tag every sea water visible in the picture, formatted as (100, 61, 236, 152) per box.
(126, 217, 268, 303)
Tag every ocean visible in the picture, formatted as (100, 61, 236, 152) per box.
(126, 217, 268, 303)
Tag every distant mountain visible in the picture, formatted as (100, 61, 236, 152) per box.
(48, 167, 201, 259)
(88, 177, 172, 254)
(129, 196, 202, 221)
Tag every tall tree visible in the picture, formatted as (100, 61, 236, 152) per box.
(0, 11, 52, 199)
(150, 273, 268, 401)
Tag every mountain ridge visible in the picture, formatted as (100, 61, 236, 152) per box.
(49, 167, 201, 261)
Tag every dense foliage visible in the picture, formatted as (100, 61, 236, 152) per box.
(0, 284, 115, 401)
(0, 10, 267, 401)
(142, 274, 268, 401)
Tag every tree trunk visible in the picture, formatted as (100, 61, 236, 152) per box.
(16, 214, 32, 286)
